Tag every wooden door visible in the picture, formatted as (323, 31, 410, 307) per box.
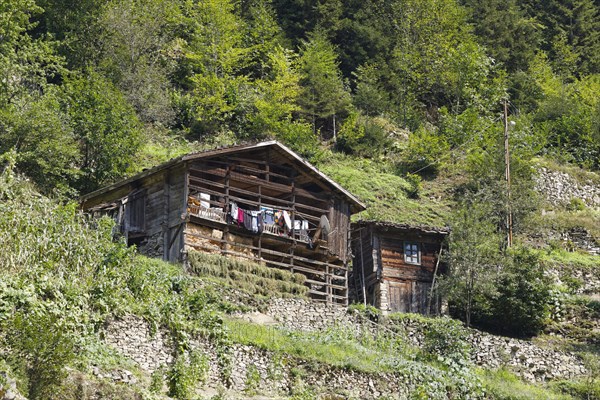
(388, 282, 411, 313)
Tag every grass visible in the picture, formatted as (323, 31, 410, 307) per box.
(527, 208, 600, 241)
(538, 248, 600, 271)
(480, 369, 574, 400)
(316, 152, 453, 227)
(226, 319, 408, 374)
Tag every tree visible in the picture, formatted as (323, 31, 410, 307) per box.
(60, 70, 142, 194)
(521, 0, 600, 76)
(442, 201, 502, 327)
(297, 30, 350, 139)
(240, 0, 286, 79)
(36, 0, 107, 69)
(490, 247, 552, 337)
(177, 0, 249, 135)
(461, 0, 542, 73)
(0, 0, 63, 104)
(0, 92, 79, 196)
(97, 0, 180, 125)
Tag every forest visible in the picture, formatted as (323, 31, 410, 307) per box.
(1, 0, 599, 197)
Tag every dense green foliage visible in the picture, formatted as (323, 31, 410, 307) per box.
(0, 164, 236, 398)
(1, 0, 599, 197)
(1, 0, 599, 397)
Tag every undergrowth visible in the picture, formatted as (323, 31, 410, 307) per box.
(0, 162, 234, 398)
(481, 368, 574, 400)
(526, 208, 600, 240)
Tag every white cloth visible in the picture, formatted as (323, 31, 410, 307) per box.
(283, 210, 292, 230)
(251, 211, 260, 233)
(200, 192, 210, 209)
(230, 202, 238, 220)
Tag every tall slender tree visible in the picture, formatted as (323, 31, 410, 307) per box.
(297, 30, 350, 139)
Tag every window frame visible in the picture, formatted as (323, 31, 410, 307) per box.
(403, 241, 421, 265)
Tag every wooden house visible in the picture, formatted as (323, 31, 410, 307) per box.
(80, 141, 365, 305)
(351, 221, 449, 314)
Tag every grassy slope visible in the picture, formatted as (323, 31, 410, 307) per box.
(316, 152, 454, 227)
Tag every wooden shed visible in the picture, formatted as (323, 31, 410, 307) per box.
(351, 221, 449, 314)
(81, 141, 365, 305)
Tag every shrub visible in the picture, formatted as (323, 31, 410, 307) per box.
(421, 318, 471, 371)
(405, 173, 423, 199)
(2, 311, 76, 400)
(489, 247, 553, 337)
(167, 350, 208, 400)
(399, 126, 450, 175)
(566, 197, 586, 211)
(336, 112, 391, 157)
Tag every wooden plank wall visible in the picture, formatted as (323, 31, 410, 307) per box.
(183, 154, 353, 305)
(351, 225, 378, 305)
(166, 166, 187, 262)
(378, 232, 442, 314)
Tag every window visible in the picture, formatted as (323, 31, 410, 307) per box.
(404, 242, 420, 265)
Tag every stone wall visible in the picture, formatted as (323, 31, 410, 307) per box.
(546, 263, 600, 295)
(535, 167, 600, 208)
(385, 317, 587, 382)
(264, 298, 587, 382)
(101, 299, 587, 391)
(100, 314, 407, 399)
(102, 314, 173, 372)
(264, 298, 361, 332)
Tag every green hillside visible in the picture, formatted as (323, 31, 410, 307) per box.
(1, 167, 597, 399)
(1, 0, 600, 398)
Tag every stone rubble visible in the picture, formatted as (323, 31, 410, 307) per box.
(535, 167, 600, 208)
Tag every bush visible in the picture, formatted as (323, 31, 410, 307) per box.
(399, 126, 450, 175)
(567, 197, 586, 211)
(2, 311, 76, 400)
(336, 112, 391, 157)
(421, 318, 471, 371)
(489, 247, 553, 337)
(167, 350, 208, 399)
(405, 173, 423, 199)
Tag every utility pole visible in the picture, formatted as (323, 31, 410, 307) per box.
(504, 100, 513, 247)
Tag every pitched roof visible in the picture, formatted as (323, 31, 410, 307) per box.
(353, 220, 450, 235)
(80, 140, 366, 211)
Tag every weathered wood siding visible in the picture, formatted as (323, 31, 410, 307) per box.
(81, 166, 186, 262)
(181, 149, 355, 305)
(83, 143, 362, 305)
(351, 223, 446, 315)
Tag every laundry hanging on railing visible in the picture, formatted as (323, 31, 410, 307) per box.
(260, 206, 274, 225)
(229, 203, 308, 237)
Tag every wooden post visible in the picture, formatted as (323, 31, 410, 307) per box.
(504, 100, 513, 247)
(359, 227, 367, 306)
(222, 164, 231, 256)
(258, 183, 262, 260)
(162, 171, 171, 261)
(427, 247, 443, 315)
